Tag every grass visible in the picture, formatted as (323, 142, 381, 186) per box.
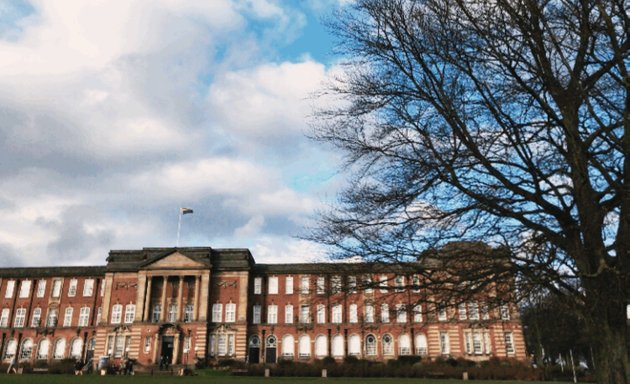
(0, 373, 571, 384)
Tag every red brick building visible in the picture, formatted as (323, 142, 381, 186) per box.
(0, 246, 526, 369)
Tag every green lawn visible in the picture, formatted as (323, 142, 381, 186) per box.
(0, 373, 570, 384)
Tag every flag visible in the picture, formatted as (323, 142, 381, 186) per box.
(181, 208, 193, 215)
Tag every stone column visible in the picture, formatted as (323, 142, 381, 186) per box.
(193, 275, 200, 321)
(176, 276, 184, 321)
(198, 274, 210, 321)
(143, 277, 153, 322)
(160, 276, 168, 322)
(135, 274, 147, 322)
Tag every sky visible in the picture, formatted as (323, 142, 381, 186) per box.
(0, 0, 351, 267)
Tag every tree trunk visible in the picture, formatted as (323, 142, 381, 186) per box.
(585, 273, 629, 384)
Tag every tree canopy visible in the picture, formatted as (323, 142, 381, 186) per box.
(311, 1, 629, 382)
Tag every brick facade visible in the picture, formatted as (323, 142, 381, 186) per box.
(0, 246, 526, 369)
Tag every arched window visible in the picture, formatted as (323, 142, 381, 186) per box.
(70, 338, 83, 359)
(382, 334, 394, 355)
(37, 339, 50, 360)
(298, 335, 311, 358)
(365, 334, 377, 356)
(399, 334, 411, 355)
(4, 339, 17, 360)
(349, 334, 361, 356)
(53, 338, 66, 359)
(315, 335, 328, 357)
(415, 334, 428, 356)
(20, 339, 33, 360)
(332, 335, 344, 357)
(281, 335, 294, 358)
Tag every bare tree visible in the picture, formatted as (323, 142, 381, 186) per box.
(310, 0, 629, 382)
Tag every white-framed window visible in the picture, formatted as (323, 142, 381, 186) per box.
(125, 304, 135, 323)
(53, 338, 66, 359)
(83, 279, 94, 296)
(1, 308, 11, 327)
(500, 304, 510, 320)
(504, 332, 515, 354)
(4, 339, 17, 360)
(282, 334, 294, 357)
(348, 276, 357, 293)
(395, 275, 405, 292)
(468, 302, 480, 320)
(458, 303, 467, 320)
(110, 304, 122, 324)
(316, 276, 326, 295)
(285, 304, 294, 323)
(19, 280, 31, 298)
(349, 334, 361, 356)
(5, 280, 15, 298)
(151, 304, 161, 322)
(300, 276, 309, 294)
(184, 304, 194, 322)
(36, 280, 46, 298)
(396, 304, 407, 323)
(364, 275, 373, 293)
(331, 275, 342, 294)
(144, 336, 152, 353)
(349, 303, 358, 323)
(37, 339, 50, 360)
(382, 334, 394, 355)
(252, 305, 261, 324)
(315, 335, 328, 357)
(481, 303, 490, 320)
(225, 303, 236, 323)
(365, 304, 375, 323)
(316, 304, 326, 324)
(464, 330, 489, 355)
(300, 304, 310, 323)
(381, 303, 390, 323)
(413, 304, 423, 322)
(68, 279, 78, 297)
(20, 338, 33, 360)
(267, 304, 278, 324)
(51, 279, 62, 298)
(31, 307, 42, 327)
(415, 334, 428, 356)
(70, 338, 83, 359)
(212, 303, 223, 323)
(412, 275, 421, 292)
(285, 276, 294, 294)
(168, 303, 177, 322)
(332, 304, 342, 324)
(439, 331, 450, 354)
(437, 303, 447, 321)
(47, 308, 58, 327)
(63, 307, 73, 327)
(298, 335, 311, 358)
(14, 308, 26, 328)
(398, 334, 412, 356)
(268, 276, 278, 294)
(254, 277, 262, 295)
(332, 335, 344, 357)
(365, 334, 377, 356)
(78, 307, 90, 327)
(379, 275, 388, 293)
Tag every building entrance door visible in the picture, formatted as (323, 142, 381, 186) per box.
(265, 335, 277, 363)
(161, 336, 174, 366)
(248, 336, 260, 363)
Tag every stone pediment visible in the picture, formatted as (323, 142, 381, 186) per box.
(143, 251, 207, 270)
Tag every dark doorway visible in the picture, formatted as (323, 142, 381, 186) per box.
(161, 336, 174, 365)
(265, 335, 277, 364)
(248, 336, 260, 364)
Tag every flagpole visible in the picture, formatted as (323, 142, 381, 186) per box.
(176, 209, 182, 248)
